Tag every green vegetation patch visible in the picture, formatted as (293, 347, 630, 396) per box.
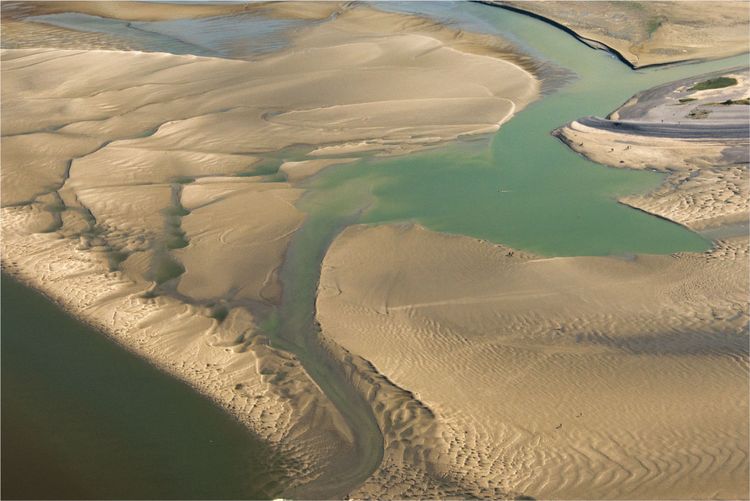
(646, 16, 665, 36)
(687, 108, 711, 119)
(689, 77, 738, 91)
(720, 98, 750, 105)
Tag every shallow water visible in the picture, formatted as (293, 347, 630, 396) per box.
(28, 13, 217, 56)
(305, 2, 747, 256)
(272, 8, 746, 492)
(132, 14, 306, 59)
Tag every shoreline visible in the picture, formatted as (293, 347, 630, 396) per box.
(0, 271, 284, 499)
(0, 215, 350, 495)
(553, 67, 749, 233)
(317, 222, 748, 499)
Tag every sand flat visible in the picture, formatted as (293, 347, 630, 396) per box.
(318, 223, 749, 499)
(1, 132, 101, 206)
(176, 179, 304, 304)
(2, 3, 539, 307)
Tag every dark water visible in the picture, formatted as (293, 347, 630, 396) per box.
(1, 275, 283, 500)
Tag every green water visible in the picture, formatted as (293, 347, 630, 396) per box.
(1, 275, 284, 500)
(302, 3, 748, 256)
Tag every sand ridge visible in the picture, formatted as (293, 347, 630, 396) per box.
(1, 3, 542, 497)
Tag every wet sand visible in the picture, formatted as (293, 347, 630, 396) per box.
(1, 274, 284, 500)
(312, 13, 748, 498)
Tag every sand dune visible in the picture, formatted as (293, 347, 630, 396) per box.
(318, 223, 749, 499)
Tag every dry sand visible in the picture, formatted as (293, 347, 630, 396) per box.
(175, 178, 305, 304)
(491, 1, 750, 68)
(7, 2, 746, 498)
(555, 68, 749, 232)
(318, 223, 749, 499)
(1, 2, 540, 497)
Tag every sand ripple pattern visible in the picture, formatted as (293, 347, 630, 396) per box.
(318, 224, 749, 499)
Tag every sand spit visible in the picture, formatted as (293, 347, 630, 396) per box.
(1, 3, 541, 497)
(486, 1, 750, 68)
(555, 68, 749, 233)
(318, 223, 749, 499)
